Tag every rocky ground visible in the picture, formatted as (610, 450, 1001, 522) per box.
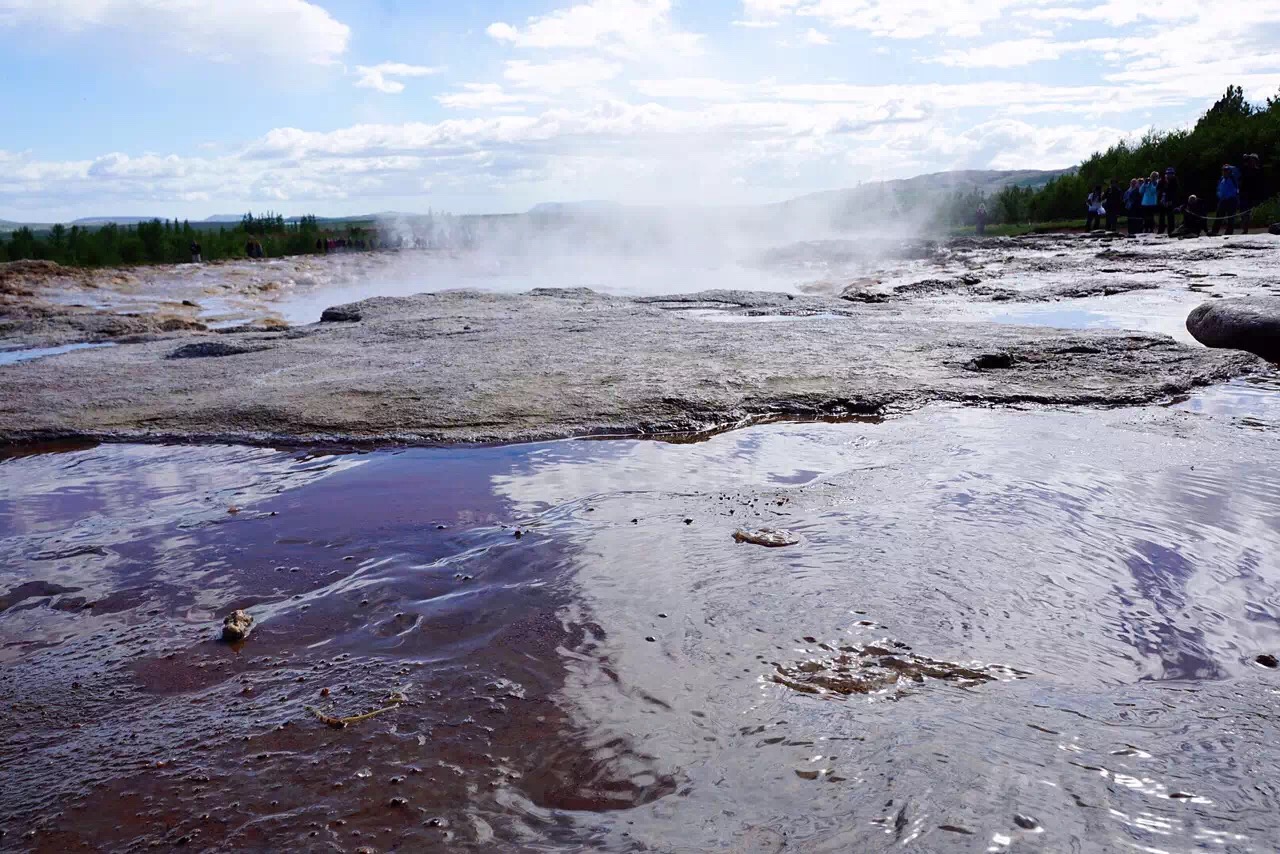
(0, 253, 394, 349)
(0, 231, 1275, 446)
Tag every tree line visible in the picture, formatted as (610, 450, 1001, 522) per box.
(0, 212, 372, 266)
(979, 86, 1280, 227)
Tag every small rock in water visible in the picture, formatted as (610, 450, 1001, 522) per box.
(1256, 653, 1278, 668)
(1013, 814, 1039, 830)
(772, 640, 1026, 697)
(733, 529, 801, 548)
(221, 609, 254, 643)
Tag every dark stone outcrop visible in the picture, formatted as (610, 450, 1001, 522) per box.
(320, 304, 362, 322)
(168, 341, 274, 359)
(1186, 297, 1280, 363)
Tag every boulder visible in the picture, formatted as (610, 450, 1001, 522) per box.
(221, 609, 254, 642)
(320, 304, 362, 322)
(168, 340, 272, 359)
(1186, 297, 1280, 362)
(1270, 223, 1280, 236)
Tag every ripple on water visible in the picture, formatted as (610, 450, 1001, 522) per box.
(1175, 370, 1280, 428)
(1, 402, 1279, 851)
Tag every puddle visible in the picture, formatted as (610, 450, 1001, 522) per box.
(1175, 372, 1280, 427)
(2, 404, 1280, 850)
(0, 342, 114, 366)
(975, 297, 1202, 343)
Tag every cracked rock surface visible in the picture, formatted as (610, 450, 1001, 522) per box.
(0, 288, 1259, 446)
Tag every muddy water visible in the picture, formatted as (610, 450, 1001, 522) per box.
(3, 381, 1280, 851)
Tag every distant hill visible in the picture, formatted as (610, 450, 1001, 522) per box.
(776, 169, 1070, 209)
(70, 216, 166, 226)
(2, 169, 1073, 234)
(528, 200, 624, 216)
(767, 168, 1073, 228)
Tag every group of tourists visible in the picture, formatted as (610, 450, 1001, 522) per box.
(316, 237, 375, 253)
(1085, 154, 1266, 238)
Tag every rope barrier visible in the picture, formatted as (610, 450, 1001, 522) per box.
(1103, 201, 1270, 223)
(1195, 201, 1268, 223)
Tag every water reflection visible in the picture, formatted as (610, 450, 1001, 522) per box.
(0, 342, 114, 366)
(2, 398, 1279, 850)
(0, 441, 672, 850)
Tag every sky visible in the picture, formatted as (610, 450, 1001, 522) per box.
(2, 0, 1279, 221)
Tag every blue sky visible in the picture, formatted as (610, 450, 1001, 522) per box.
(2, 0, 1278, 221)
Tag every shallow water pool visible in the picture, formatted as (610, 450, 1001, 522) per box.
(2, 385, 1279, 851)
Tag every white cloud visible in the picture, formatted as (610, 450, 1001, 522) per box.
(6, 0, 1280, 219)
(486, 0, 703, 57)
(932, 37, 1083, 67)
(503, 58, 623, 93)
(739, 0, 1052, 39)
(436, 84, 552, 111)
(0, 90, 1142, 216)
(0, 0, 350, 65)
(354, 62, 445, 95)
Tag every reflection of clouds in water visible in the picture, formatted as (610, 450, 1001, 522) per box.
(491, 425, 878, 511)
(980, 296, 1201, 343)
(0, 444, 364, 537)
(1176, 372, 1280, 425)
(0, 445, 367, 628)
(483, 404, 1280, 851)
(488, 406, 1280, 689)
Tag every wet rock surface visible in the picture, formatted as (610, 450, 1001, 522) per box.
(0, 287, 1260, 445)
(168, 340, 276, 360)
(0, 302, 207, 350)
(771, 639, 1027, 697)
(733, 528, 801, 547)
(220, 609, 254, 642)
(1186, 296, 1280, 363)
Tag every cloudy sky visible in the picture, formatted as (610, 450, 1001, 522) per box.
(2, 0, 1278, 221)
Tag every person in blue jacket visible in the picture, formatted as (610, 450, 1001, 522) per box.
(1140, 171, 1160, 233)
(1210, 163, 1240, 236)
